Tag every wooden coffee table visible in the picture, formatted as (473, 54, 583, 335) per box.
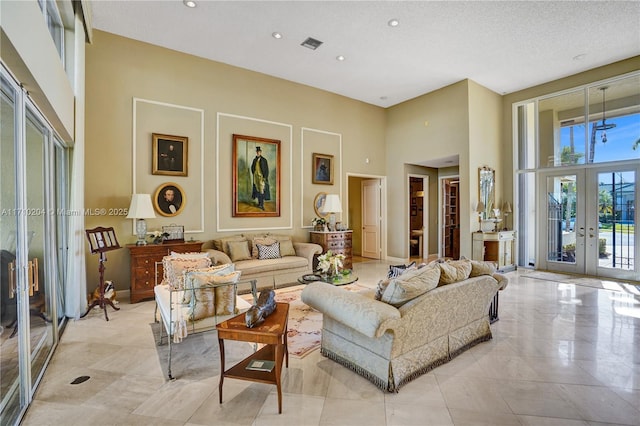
(216, 302, 289, 414)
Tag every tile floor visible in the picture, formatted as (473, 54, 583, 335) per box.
(22, 261, 640, 426)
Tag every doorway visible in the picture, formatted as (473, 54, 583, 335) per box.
(441, 177, 460, 259)
(538, 163, 638, 280)
(408, 176, 428, 260)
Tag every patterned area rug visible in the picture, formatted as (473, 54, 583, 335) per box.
(247, 283, 368, 358)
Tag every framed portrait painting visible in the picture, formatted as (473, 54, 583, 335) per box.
(232, 134, 281, 217)
(152, 133, 188, 176)
(312, 153, 333, 185)
(153, 182, 186, 217)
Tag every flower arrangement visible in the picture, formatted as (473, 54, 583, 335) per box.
(317, 250, 345, 277)
(312, 217, 327, 231)
(147, 230, 169, 244)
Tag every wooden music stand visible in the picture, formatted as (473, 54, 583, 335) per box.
(81, 227, 121, 321)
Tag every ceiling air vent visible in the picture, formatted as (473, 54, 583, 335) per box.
(301, 37, 323, 50)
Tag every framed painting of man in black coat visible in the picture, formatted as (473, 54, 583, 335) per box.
(152, 133, 188, 176)
(232, 134, 281, 217)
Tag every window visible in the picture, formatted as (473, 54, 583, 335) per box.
(37, 0, 65, 61)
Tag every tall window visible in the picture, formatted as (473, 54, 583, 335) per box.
(37, 0, 65, 61)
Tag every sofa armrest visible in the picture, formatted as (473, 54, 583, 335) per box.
(302, 281, 400, 339)
(492, 273, 509, 290)
(293, 242, 322, 264)
(202, 249, 232, 266)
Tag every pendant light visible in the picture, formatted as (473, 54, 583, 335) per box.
(594, 86, 616, 143)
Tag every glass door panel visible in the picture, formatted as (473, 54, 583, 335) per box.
(0, 75, 23, 426)
(588, 168, 637, 279)
(25, 111, 54, 390)
(541, 172, 585, 273)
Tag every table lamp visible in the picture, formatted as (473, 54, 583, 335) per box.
(126, 194, 156, 245)
(321, 194, 342, 232)
(502, 201, 512, 230)
(476, 201, 485, 232)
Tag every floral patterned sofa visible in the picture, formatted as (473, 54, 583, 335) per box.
(301, 259, 508, 392)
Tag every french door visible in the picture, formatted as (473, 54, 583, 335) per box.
(539, 163, 638, 280)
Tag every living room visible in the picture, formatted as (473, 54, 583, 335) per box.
(2, 1, 639, 425)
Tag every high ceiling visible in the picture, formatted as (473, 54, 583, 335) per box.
(89, 1, 640, 108)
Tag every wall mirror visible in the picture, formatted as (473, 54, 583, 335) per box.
(478, 166, 495, 219)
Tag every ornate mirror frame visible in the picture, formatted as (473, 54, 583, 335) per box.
(478, 166, 495, 220)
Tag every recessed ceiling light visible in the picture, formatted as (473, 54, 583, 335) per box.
(183, 1, 196, 8)
(336, 55, 345, 61)
(272, 32, 282, 39)
(388, 18, 399, 27)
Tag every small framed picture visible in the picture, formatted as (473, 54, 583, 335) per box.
(153, 182, 186, 217)
(152, 133, 188, 176)
(312, 153, 333, 185)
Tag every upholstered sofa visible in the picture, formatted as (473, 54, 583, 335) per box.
(203, 233, 322, 293)
(301, 260, 508, 392)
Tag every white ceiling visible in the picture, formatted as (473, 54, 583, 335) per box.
(89, 1, 640, 109)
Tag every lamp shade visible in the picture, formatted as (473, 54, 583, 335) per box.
(476, 201, 485, 213)
(321, 194, 342, 214)
(415, 190, 425, 197)
(126, 194, 156, 219)
(503, 201, 512, 213)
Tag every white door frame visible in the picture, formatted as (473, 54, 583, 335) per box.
(408, 174, 428, 259)
(346, 173, 387, 260)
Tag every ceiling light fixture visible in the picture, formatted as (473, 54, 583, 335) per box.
(272, 32, 282, 39)
(388, 18, 399, 27)
(183, 0, 196, 8)
(336, 55, 345, 61)
(594, 86, 616, 144)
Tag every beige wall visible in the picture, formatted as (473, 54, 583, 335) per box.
(85, 31, 386, 290)
(0, 0, 75, 140)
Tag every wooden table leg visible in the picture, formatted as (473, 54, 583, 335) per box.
(218, 338, 225, 404)
(274, 342, 282, 414)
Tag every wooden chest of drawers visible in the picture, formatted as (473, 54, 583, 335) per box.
(127, 241, 203, 303)
(309, 231, 353, 269)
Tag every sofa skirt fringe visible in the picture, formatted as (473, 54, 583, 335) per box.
(393, 355, 450, 392)
(321, 347, 389, 392)
(449, 331, 492, 360)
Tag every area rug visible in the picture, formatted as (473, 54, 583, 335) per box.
(245, 283, 369, 358)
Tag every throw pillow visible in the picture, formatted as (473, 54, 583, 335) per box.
(227, 240, 252, 262)
(186, 270, 242, 321)
(257, 242, 281, 260)
(169, 251, 209, 259)
(438, 259, 472, 285)
(182, 263, 235, 304)
(374, 278, 391, 301)
(387, 261, 417, 278)
(381, 265, 441, 307)
(277, 239, 296, 257)
(163, 256, 212, 290)
(469, 259, 497, 277)
(251, 237, 277, 258)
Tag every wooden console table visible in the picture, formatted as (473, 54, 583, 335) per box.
(127, 240, 203, 303)
(217, 303, 289, 414)
(309, 230, 353, 269)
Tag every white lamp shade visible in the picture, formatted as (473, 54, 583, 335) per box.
(126, 194, 156, 219)
(503, 202, 512, 213)
(321, 194, 342, 214)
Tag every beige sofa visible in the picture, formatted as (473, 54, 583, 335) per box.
(301, 263, 508, 392)
(203, 234, 322, 293)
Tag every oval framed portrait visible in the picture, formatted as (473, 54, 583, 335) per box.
(153, 182, 186, 217)
(314, 192, 328, 217)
